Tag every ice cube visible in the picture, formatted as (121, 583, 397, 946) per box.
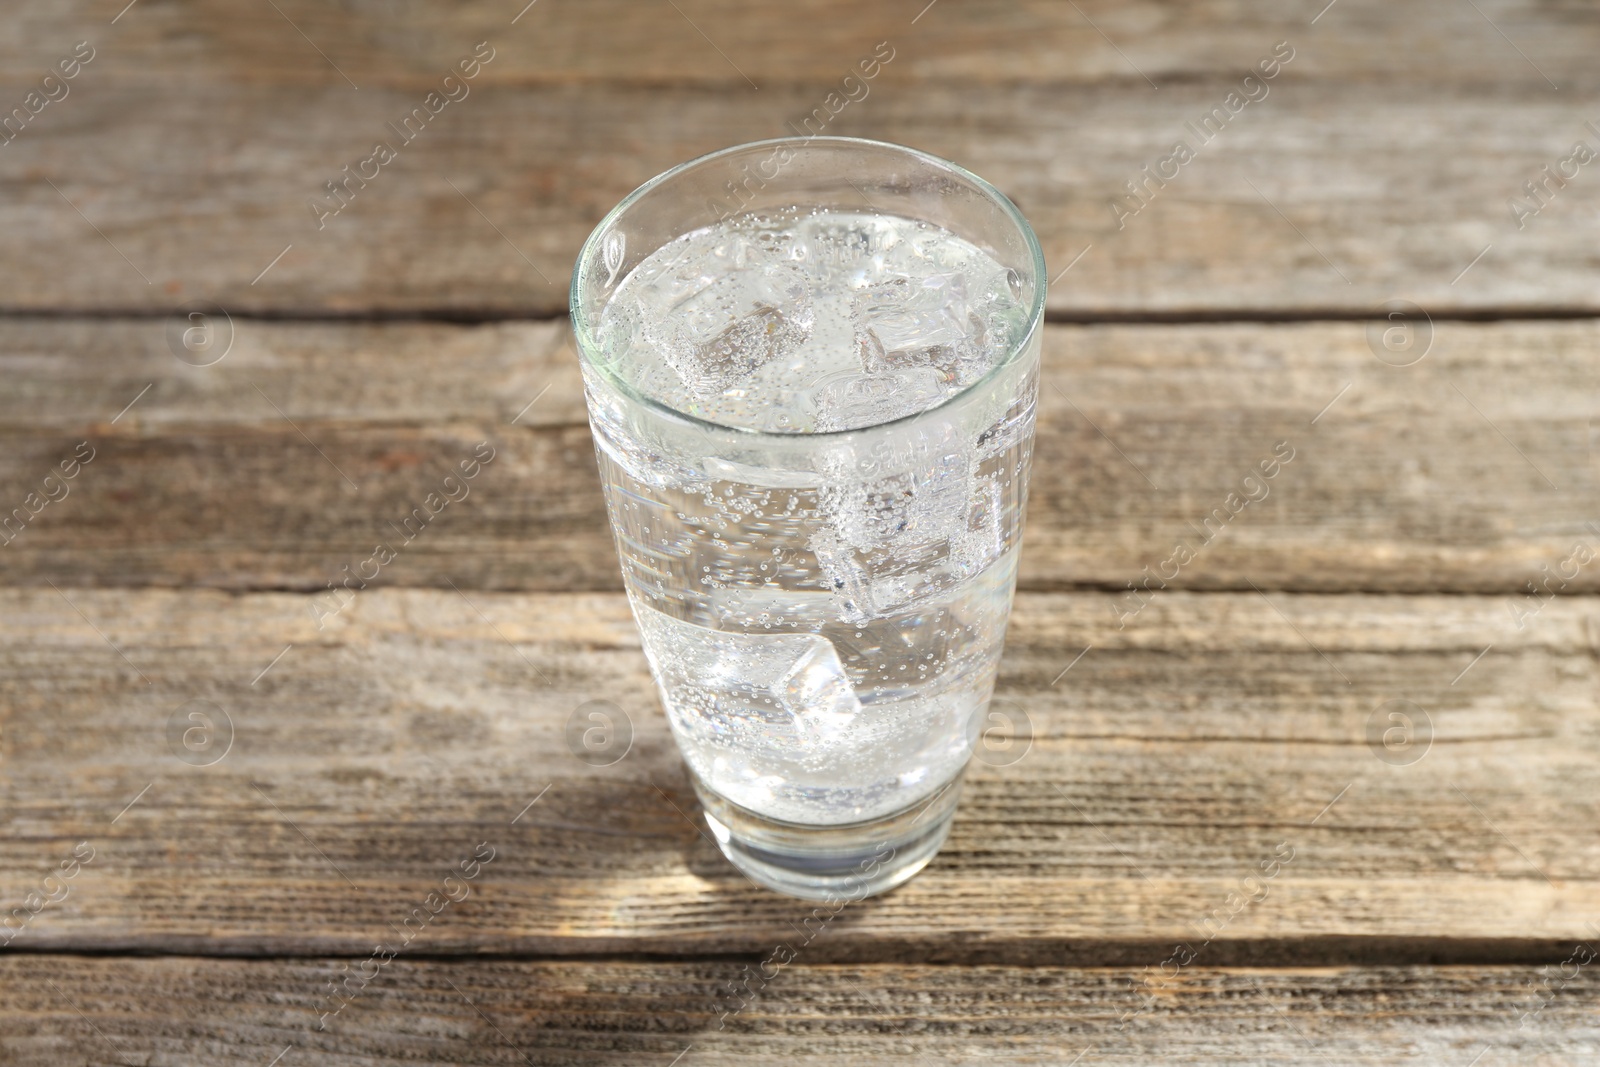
(819, 428, 974, 550)
(952, 469, 1007, 571)
(810, 529, 954, 625)
(633, 604, 861, 750)
(969, 266, 1031, 366)
(778, 640, 860, 746)
(648, 261, 815, 399)
(812, 366, 946, 433)
(855, 271, 972, 368)
(809, 424, 984, 622)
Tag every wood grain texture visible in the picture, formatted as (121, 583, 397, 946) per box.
(2, 318, 1593, 594)
(4, 0, 1593, 89)
(4, 956, 1596, 1066)
(2, 36, 1600, 313)
(4, 0, 1598, 1053)
(1, 587, 1596, 959)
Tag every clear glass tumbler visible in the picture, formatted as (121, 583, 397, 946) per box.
(571, 137, 1043, 900)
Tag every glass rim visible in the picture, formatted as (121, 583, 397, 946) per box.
(569, 135, 1047, 440)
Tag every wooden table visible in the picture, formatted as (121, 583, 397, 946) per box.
(3, 2, 1598, 1063)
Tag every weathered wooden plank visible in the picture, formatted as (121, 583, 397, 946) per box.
(2, 318, 1593, 594)
(4, 0, 1591, 89)
(4, 76, 1600, 313)
(3, 957, 1595, 1066)
(1, 587, 1595, 959)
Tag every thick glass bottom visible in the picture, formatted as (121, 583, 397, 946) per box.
(691, 772, 964, 901)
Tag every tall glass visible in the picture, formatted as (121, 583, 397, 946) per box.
(571, 137, 1044, 900)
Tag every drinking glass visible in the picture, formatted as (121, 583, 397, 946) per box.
(570, 137, 1043, 900)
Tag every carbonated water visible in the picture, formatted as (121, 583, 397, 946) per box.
(584, 208, 1036, 826)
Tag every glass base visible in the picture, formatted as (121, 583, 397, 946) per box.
(690, 773, 964, 901)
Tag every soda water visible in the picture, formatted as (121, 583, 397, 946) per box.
(583, 208, 1037, 827)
